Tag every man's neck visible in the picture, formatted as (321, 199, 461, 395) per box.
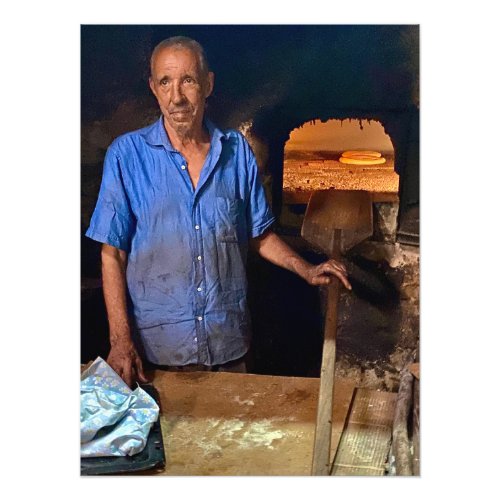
(164, 118, 210, 153)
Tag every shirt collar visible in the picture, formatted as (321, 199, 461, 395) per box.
(143, 115, 227, 151)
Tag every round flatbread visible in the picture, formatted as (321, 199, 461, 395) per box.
(339, 157, 387, 165)
(341, 150, 382, 158)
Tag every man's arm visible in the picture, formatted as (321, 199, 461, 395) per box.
(101, 243, 148, 387)
(249, 229, 352, 290)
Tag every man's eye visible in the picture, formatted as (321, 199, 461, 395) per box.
(184, 77, 195, 84)
(160, 79, 169, 86)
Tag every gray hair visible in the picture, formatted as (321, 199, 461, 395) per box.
(150, 36, 211, 78)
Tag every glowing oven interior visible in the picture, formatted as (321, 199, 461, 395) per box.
(283, 119, 398, 204)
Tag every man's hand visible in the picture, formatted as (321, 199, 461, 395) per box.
(107, 338, 148, 388)
(250, 230, 352, 290)
(101, 243, 148, 387)
(303, 259, 352, 290)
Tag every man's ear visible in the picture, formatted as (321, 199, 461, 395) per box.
(205, 72, 215, 98)
(149, 77, 157, 98)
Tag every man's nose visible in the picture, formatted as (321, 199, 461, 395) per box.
(170, 82, 185, 104)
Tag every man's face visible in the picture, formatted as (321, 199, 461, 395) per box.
(149, 46, 214, 137)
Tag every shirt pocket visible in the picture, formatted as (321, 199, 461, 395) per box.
(214, 197, 244, 242)
(214, 197, 247, 292)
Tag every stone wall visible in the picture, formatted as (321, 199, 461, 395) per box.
(251, 205, 419, 390)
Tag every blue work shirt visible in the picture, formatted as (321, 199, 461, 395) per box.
(86, 117, 276, 366)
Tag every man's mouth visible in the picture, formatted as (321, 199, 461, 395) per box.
(169, 108, 191, 116)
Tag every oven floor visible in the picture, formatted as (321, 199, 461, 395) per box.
(283, 154, 398, 202)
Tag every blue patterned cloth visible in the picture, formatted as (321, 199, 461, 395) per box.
(85, 117, 276, 366)
(80, 357, 159, 457)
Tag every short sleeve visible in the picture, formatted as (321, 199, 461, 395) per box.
(246, 149, 276, 239)
(85, 146, 135, 252)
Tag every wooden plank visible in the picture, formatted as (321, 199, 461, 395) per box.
(138, 371, 355, 476)
(332, 388, 397, 476)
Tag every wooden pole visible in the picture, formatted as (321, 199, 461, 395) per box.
(311, 229, 341, 475)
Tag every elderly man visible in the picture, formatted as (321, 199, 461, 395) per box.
(86, 36, 351, 387)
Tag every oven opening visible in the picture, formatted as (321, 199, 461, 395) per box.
(283, 118, 398, 206)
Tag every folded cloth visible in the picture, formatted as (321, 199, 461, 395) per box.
(80, 357, 159, 457)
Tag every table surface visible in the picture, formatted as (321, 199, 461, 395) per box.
(141, 370, 356, 476)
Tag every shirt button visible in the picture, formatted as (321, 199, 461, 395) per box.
(195, 225, 200, 230)
(197, 256, 202, 261)
(197, 316, 203, 321)
(181, 165, 186, 170)
(197, 287, 202, 292)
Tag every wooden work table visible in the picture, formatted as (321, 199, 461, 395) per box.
(142, 370, 356, 476)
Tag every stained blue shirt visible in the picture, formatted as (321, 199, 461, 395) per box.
(86, 117, 276, 366)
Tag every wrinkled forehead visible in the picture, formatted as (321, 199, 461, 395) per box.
(151, 46, 202, 78)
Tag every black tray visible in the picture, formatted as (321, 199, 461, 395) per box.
(80, 384, 165, 475)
